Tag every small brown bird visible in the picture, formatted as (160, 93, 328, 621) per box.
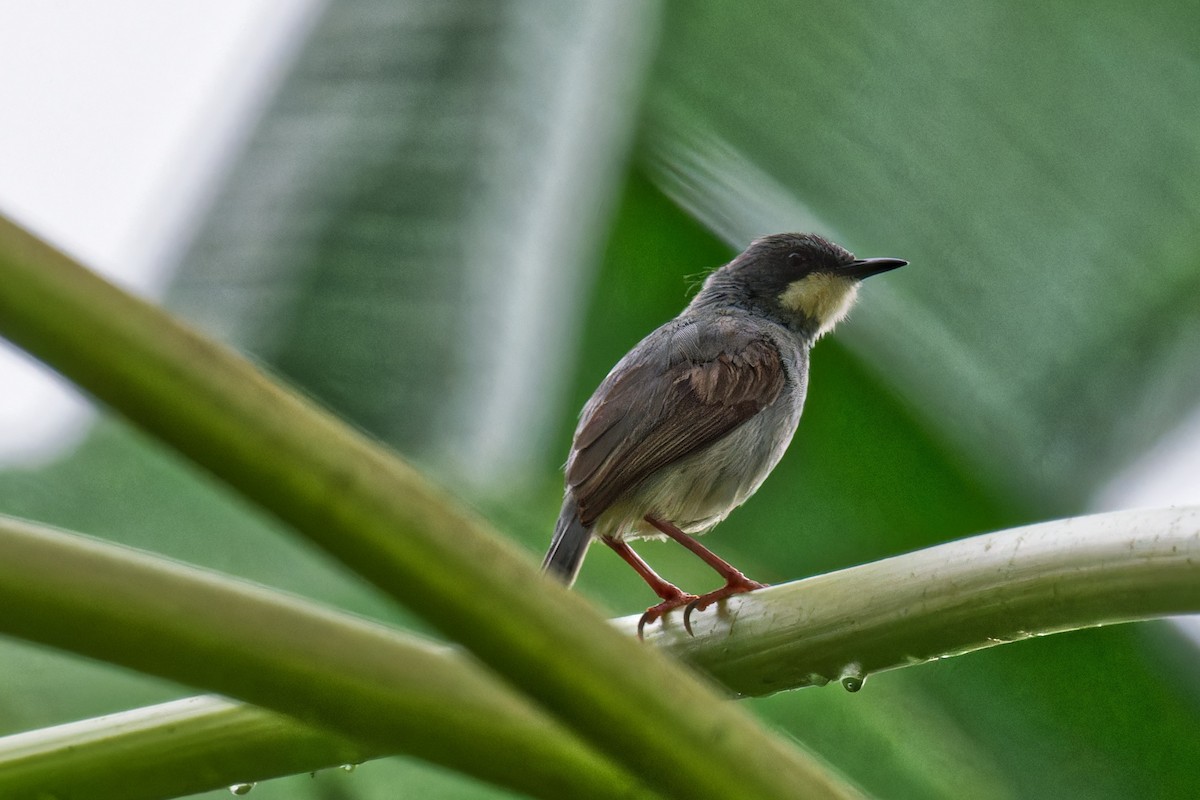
(543, 233, 905, 636)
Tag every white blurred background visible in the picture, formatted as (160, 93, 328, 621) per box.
(0, 1, 319, 464)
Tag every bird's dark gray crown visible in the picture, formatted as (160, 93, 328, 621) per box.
(732, 233, 854, 276)
(688, 233, 856, 332)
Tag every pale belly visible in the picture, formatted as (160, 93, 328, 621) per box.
(590, 393, 803, 542)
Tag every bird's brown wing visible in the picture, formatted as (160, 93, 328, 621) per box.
(568, 318, 785, 526)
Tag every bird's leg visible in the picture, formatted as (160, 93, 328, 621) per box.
(602, 536, 697, 639)
(643, 514, 766, 587)
(644, 514, 767, 635)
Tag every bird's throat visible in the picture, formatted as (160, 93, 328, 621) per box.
(778, 275, 859, 338)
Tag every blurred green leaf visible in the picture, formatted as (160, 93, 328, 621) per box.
(170, 0, 658, 487)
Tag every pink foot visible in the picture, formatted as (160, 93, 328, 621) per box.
(683, 577, 768, 635)
(637, 590, 699, 640)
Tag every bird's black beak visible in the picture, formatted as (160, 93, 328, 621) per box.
(841, 257, 907, 280)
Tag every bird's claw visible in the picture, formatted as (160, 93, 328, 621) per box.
(636, 593, 699, 640)
(682, 597, 708, 636)
(635, 577, 767, 639)
(681, 578, 769, 636)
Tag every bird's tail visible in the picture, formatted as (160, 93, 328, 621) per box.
(542, 499, 592, 586)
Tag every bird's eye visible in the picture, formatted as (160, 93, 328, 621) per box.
(787, 252, 805, 269)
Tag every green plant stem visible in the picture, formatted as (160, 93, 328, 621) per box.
(0, 697, 369, 800)
(0, 215, 856, 800)
(2, 508, 1196, 798)
(626, 505, 1200, 694)
(0, 515, 652, 800)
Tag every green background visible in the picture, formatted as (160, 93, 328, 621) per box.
(1, 1, 1198, 797)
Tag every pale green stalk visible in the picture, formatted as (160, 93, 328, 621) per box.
(0, 697, 368, 800)
(626, 505, 1200, 694)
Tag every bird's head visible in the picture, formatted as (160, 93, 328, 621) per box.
(691, 233, 906, 340)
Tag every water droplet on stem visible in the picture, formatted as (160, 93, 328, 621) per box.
(839, 662, 867, 693)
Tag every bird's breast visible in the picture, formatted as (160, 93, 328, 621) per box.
(595, 375, 806, 541)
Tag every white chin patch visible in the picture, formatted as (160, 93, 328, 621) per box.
(778, 275, 860, 338)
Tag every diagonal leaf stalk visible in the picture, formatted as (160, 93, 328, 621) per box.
(0, 216, 855, 800)
(0, 515, 655, 800)
(1, 508, 1196, 798)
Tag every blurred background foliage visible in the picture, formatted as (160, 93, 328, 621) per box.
(1, 0, 1199, 798)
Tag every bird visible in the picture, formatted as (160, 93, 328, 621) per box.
(543, 233, 906, 637)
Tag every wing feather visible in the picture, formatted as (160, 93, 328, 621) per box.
(567, 319, 785, 526)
